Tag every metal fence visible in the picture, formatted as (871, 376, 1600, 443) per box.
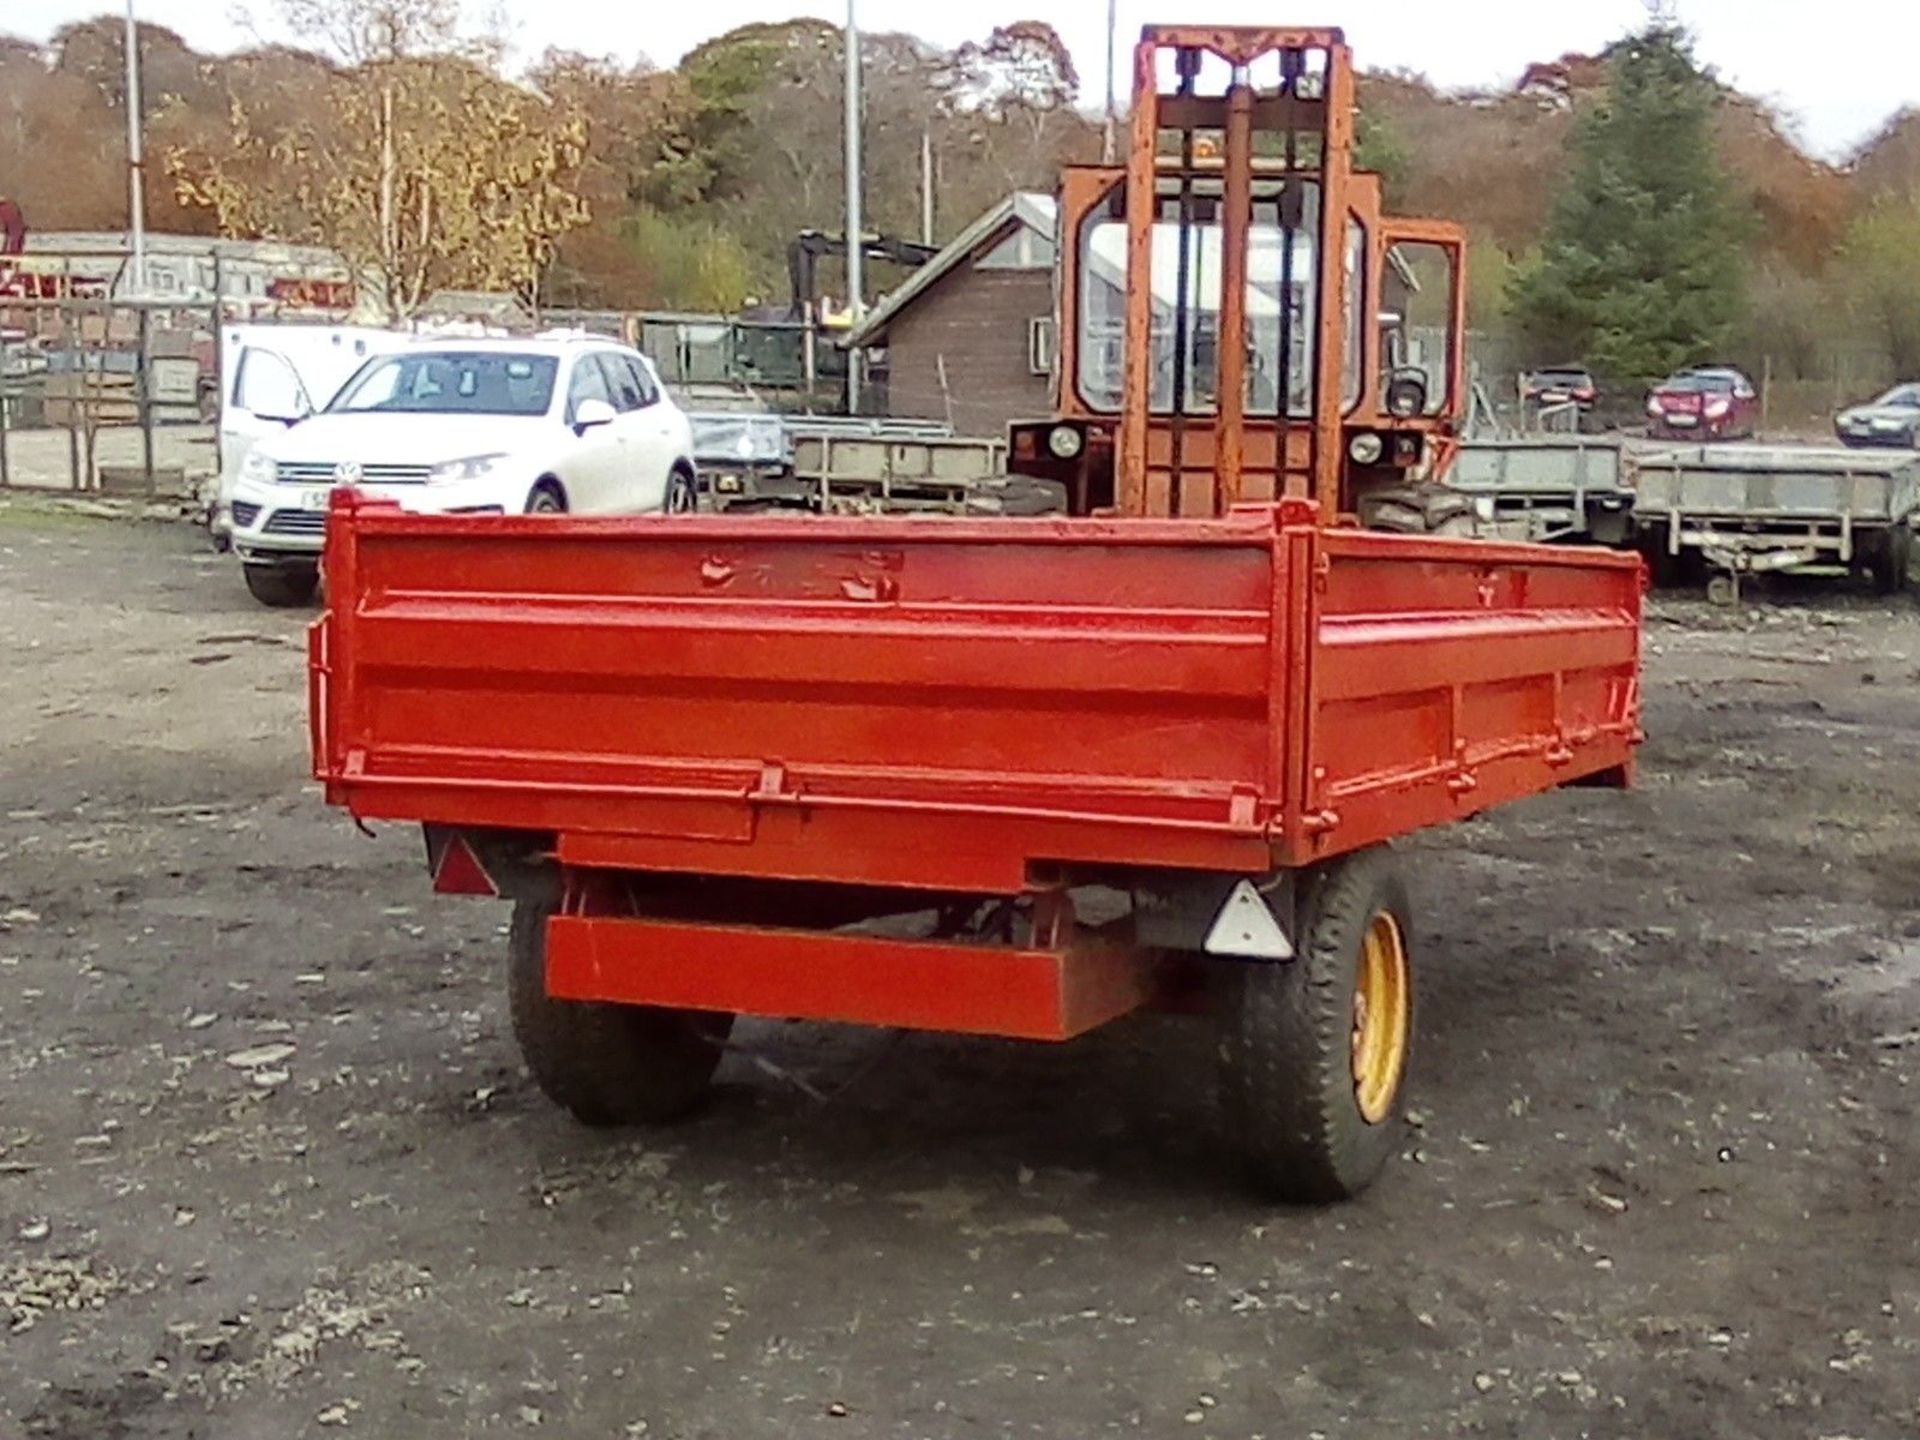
(1, 293, 225, 500)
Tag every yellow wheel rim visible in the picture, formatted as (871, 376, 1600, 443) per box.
(1350, 911, 1410, 1125)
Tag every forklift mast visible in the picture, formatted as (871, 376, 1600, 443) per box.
(1015, 27, 1467, 521)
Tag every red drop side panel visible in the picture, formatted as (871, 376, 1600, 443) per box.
(311, 494, 1642, 889)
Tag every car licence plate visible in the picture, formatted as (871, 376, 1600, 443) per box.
(1666, 414, 1698, 427)
(301, 487, 334, 511)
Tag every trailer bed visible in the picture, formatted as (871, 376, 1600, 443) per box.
(311, 494, 1642, 893)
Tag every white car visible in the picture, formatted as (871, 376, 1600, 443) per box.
(226, 336, 697, 606)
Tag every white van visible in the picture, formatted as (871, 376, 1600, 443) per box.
(212, 325, 410, 548)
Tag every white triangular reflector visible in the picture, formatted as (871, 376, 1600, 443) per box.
(1203, 879, 1294, 960)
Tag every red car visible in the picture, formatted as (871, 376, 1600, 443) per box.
(1646, 366, 1758, 440)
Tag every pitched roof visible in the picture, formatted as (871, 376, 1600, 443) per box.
(844, 191, 1056, 349)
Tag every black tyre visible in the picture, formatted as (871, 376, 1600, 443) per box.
(243, 563, 319, 608)
(1638, 532, 1697, 590)
(962, 475, 1069, 516)
(1217, 846, 1414, 1203)
(525, 483, 567, 515)
(1357, 484, 1477, 536)
(665, 465, 698, 513)
(1871, 525, 1912, 596)
(506, 899, 732, 1126)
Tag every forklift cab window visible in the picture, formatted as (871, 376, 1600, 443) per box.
(1379, 241, 1455, 416)
(1080, 182, 1361, 420)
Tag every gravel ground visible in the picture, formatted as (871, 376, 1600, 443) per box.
(1, 503, 1916, 1439)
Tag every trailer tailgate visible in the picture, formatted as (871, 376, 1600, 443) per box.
(311, 495, 1643, 890)
(311, 496, 1287, 889)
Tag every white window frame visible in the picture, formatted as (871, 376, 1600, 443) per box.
(1028, 315, 1056, 377)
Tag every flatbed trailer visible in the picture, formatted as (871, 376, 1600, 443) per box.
(311, 24, 1645, 1202)
(1631, 443, 1919, 599)
(1451, 437, 1633, 544)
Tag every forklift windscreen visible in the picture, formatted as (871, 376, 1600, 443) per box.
(1075, 180, 1365, 419)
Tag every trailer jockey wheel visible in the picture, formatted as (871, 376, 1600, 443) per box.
(506, 884, 733, 1127)
(1216, 845, 1414, 1203)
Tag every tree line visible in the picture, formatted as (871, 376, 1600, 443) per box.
(2, 6, 1917, 381)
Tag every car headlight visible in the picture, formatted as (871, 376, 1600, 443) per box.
(1348, 431, 1384, 465)
(1047, 425, 1084, 460)
(427, 453, 509, 484)
(240, 449, 276, 482)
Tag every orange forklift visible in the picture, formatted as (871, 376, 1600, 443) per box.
(310, 27, 1642, 1201)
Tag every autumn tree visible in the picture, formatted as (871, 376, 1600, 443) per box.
(170, 0, 589, 316)
(1838, 199, 1920, 376)
(0, 36, 128, 229)
(944, 21, 1078, 135)
(1508, 25, 1747, 376)
(529, 48, 755, 309)
(939, 21, 1086, 191)
(1852, 108, 1920, 206)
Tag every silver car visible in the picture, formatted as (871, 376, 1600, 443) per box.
(1835, 383, 1920, 449)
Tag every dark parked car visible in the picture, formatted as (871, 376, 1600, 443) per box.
(1834, 382, 1920, 449)
(1522, 365, 1598, 410)
(1645, 366, 1758, 440)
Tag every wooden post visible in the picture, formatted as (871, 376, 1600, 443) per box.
(138, 303, 155, 490)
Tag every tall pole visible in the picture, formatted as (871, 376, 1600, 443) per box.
(844, 0, 865, 412)
(920, 127, 935, 245)
(124, 0, 146, 297)
(844, 0, 864, 318)
(1102, 0, 1119, 163)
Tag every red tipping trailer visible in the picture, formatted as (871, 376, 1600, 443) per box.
(310, 26, 1644, 1200)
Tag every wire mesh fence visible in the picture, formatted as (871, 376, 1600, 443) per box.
(0, 294, 225, 498)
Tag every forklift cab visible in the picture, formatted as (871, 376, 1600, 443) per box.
(1010, 28, 1465, 521)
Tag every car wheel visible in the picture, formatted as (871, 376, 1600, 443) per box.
(525, 483, 566, 515)
(243, 563, 319, 608)
(665, 465, 697, 514)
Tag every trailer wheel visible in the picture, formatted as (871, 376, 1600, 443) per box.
(1870, 526, 1912, 595)
(507, 899, 733, 1126)
(1217, 846, 1414, 1203)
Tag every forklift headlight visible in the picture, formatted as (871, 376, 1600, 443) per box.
(1047, 425, 1085, 460)
(1386, 369, 1428, 419)
(1348, 432, 1385, 465)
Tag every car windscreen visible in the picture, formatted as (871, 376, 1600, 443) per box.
(1533, 369, 1591, 383)
(1662, 373, 1736, 393)
(327, 352, 559, 416)
(1873, 384, 1920, 408)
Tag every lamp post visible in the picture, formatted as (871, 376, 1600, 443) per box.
(844, 0, 864, 410)
(1103, 0, 1119, 163)
(124, 0, 146, 296)
(844, 0, 864, 319)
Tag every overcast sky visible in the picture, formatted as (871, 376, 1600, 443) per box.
(14, 0, 1917, 159)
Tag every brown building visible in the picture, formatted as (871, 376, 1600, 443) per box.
(846, 193, 1057, 439)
